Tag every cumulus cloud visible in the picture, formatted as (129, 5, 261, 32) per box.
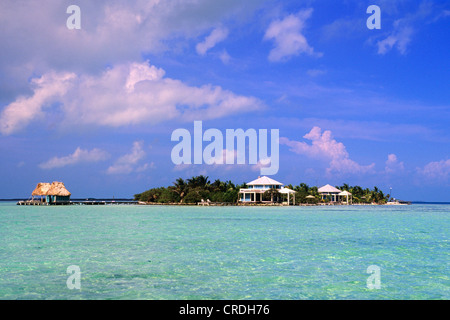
(125, 62, 166, 93)
(0, 0, 264, 102)
(264, 9, 320, 62)
(0, 1, 256, 72)
(0, 61, 263, 134)
(280, 127, 375, 176)
(39, 147, 110, 169)
(107, 141, 152, 175)
(385, 153, 405, 174)
(0, 72, 75, 135)
(196, 27, 229, 55)
(417, 159, 450, 183)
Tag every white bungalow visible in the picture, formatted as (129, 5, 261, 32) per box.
(338, 190, 353, 205)
(279, 187, 296, 205)
(318, 184, 341, 202)
(239, 176, 295, 205)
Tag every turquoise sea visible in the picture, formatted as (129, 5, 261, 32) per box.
(0, 203, 448, 300)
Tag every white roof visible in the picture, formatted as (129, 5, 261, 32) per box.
(279, 187, 295, 194)
(247, 176, 283, 186)
(318, 184, 341, 193)
(339, 190, 352, 196)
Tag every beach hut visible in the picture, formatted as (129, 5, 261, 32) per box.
(31, 183, 52, 203)
(45, 182, 71, 204)
(318, 184, 342, 202)
(338, 190, 352, 205)
(304, 194, 315, 203)
(239, 176, 295, 204)
(279, 187, 296, 205)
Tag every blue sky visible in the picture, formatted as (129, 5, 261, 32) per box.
(0, 0, 449, 201)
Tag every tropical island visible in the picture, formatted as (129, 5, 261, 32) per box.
(134, 175, 393, 206)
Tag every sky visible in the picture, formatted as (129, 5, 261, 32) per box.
(0, 0, 449, 201)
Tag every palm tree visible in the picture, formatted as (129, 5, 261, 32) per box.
(309, 186, 319, 196)
(225, 180, 236, 191)
(263, 188, 280, 203)
(169, 178, 187, 203)
(211, 179, 224, 192)
(299, 183, 309, 193)
(187, 175, 210, 189)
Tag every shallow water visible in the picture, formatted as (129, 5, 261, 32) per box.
(0, 203, 448, 299)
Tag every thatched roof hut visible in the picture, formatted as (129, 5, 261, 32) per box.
(46, 182, 71, 196)
(32, 183, 52, 196)
(31, 182, 71, 196)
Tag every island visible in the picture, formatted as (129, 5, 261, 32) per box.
(134, 175, 396, 206)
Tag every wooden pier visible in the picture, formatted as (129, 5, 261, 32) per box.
(17, 200, 51, 206)
(71, 200, 138, 206)
(17, 200, 138, 206)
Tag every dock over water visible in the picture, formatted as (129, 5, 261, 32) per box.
(17, 200, 138, 206)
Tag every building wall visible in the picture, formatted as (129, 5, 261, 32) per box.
(46, 195, 70, 203)
(248, 185, 281, 190)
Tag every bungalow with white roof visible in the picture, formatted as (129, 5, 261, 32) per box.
(318, 184, 341, 202)
(318, 184, 353, 204)
(239, 176, 296, 205)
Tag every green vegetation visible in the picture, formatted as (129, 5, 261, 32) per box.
(134, 176, 390, 204)
(337, 184, 388, 204)
(134, 176, 243, 204)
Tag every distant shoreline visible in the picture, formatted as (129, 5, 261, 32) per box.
(1, 199, 450, 205)
(0, 198, 134, 202)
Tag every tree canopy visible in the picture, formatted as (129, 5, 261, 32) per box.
(134, 176, 390, 205)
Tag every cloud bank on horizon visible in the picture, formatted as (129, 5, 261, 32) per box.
(0, 0, 449, 201)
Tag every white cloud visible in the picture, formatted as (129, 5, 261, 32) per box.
(0, 0, 264, 102)
(251, 158, 272, 172)
(0, 61, 263, 134)
(107, 141, 151, 175)
(375, 2, 435, 55)
(264, 9, 320, 62)
(0, 1, 257, 72)
(385, 154, 405, 174)
(281, 127, 347, 159)
(219, 50, 231, 64)
(39, 147, 110, 169)
(280, 127, 375, 176)
(125, 62, 165, 93)
(377, 25, 414, 55)
(136, 162, 155, 172)
(0, 72, 75, 135)
(196, 27, 229, 55)
(417, 159, 450, 183)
